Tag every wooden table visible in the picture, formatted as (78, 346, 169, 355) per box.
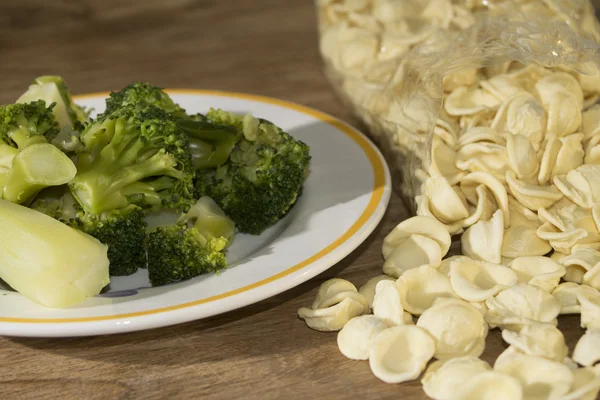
(0, 1, 599, 399)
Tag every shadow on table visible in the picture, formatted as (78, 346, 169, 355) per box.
(6, 118, 391, 367)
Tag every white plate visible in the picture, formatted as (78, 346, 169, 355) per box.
(0, 90, 391, 337)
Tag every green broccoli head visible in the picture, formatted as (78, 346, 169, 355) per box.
(105, 84, 242, 170)
(0, 101, 59, 149)
(147, 226, 228, 286)
(105, 82, 187, 119)
(75, 205, 148, 276)
(29, 186, 80, 224)
(196, 111, 310, 235)
(147, 197, 235, 286)
(0, 101, 76, 204)
(69, 104, 196, 214)
(147, 196, 234, 286)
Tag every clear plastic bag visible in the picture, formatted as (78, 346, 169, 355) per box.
(376, 10, 600, 213)
(315, 0, 600, 210)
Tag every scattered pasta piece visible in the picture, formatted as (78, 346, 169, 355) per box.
(560, 366, 600, 400)
(358, 275, 395, 308)
(508, 256, 566, 292)
(298, 278, 369, 332)
(577, 289, 600, 329)
(494, 350, 573, 400)
(382, 215, 451, 259)
(416, 298, 488, 360)
(554, 165, 600, 209)
(506, 171, 564, 211)
(506, 133, 538, 181)
(450, 371, 524, 400)
(485, 283, 561, 330)
(501, 322, 568, 362)
(423, 175, 470, 224)
(461, 171, 510, 226)
(397, 265, 458, 316)
(583, 262, 600, 291)
(382, 234, 442, 278)
(448, 257, 518, 302)
(372, 280, 406, 326)
(573, 329, 600, 367)
(552, 283, 599, 314)
(311, 278, 358, 310)
(337, 315, 390, 360)
(368, 325, 436, 384)
(298, 295, 369, 332)
(421, 356, 491, 400)
(461, 209, 503, 264)
(501, 225, 552, 258)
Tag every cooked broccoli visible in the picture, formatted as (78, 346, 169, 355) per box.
(0, 101, 77, 204)
(147, 196, 235, 286)
(16, 76, 90, 153)
(75, 205, 147, 276)
(105, 82, 241, 169)
(195, 109, 310, 234)
(176, 117, 241, 169)
(147, 197, 235, 286)
(31, 187, 148, 276)
(105, 82, 188, 119)
(69, 104, 196, 214)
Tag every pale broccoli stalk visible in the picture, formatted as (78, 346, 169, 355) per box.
(3, 143, 77, 204)
(0, 198, 110, 308)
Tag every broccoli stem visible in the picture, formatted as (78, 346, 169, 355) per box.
(2, 143, 77, 204)
(176, 119, 239, 169)
(8, 115, 49, 149)
(0, 143, 18, 170)
(72, 145, 185, 214)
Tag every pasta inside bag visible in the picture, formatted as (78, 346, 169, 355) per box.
(316, 0, 600, 145)
(371, 11, 600, 214)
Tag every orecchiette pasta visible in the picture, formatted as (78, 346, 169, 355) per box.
(311, 4, 600, 398)
(493, 350, 574, 400)
(421, 356, 492, 400)
(572, 328, 600, 367)
(416, 298, 488, 360)
(368, 325, 436, 384)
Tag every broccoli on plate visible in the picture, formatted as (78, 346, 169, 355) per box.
(196, 109, 311, 235)
(147, 196, 235, 286)
(0, 101, 77, 204)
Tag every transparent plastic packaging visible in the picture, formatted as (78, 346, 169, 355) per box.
(316, 0, 600, 212)
(316, 0, 600, 210)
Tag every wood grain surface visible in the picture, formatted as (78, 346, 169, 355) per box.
(0, 1, 599, 399)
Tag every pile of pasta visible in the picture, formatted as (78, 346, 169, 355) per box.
(297, 62, 600, 398)
(316, 0, 600, 134)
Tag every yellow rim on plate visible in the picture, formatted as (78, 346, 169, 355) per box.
(0, 89, 387, 323)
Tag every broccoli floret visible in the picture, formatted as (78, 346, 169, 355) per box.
(147, 196, 235, 286)
(105, 83, 241, 169)
(76, 206, 147, 276)
(0, 101, 59, 148)
(69, 104, 196, 214)
(29, 186, 80, 224)
(0, 101, 76, 204)
(16, 76, 89, 153)
(105, 82, 187, 119)
(31, 187, 148, 277)
(195, 110, 310, 234)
